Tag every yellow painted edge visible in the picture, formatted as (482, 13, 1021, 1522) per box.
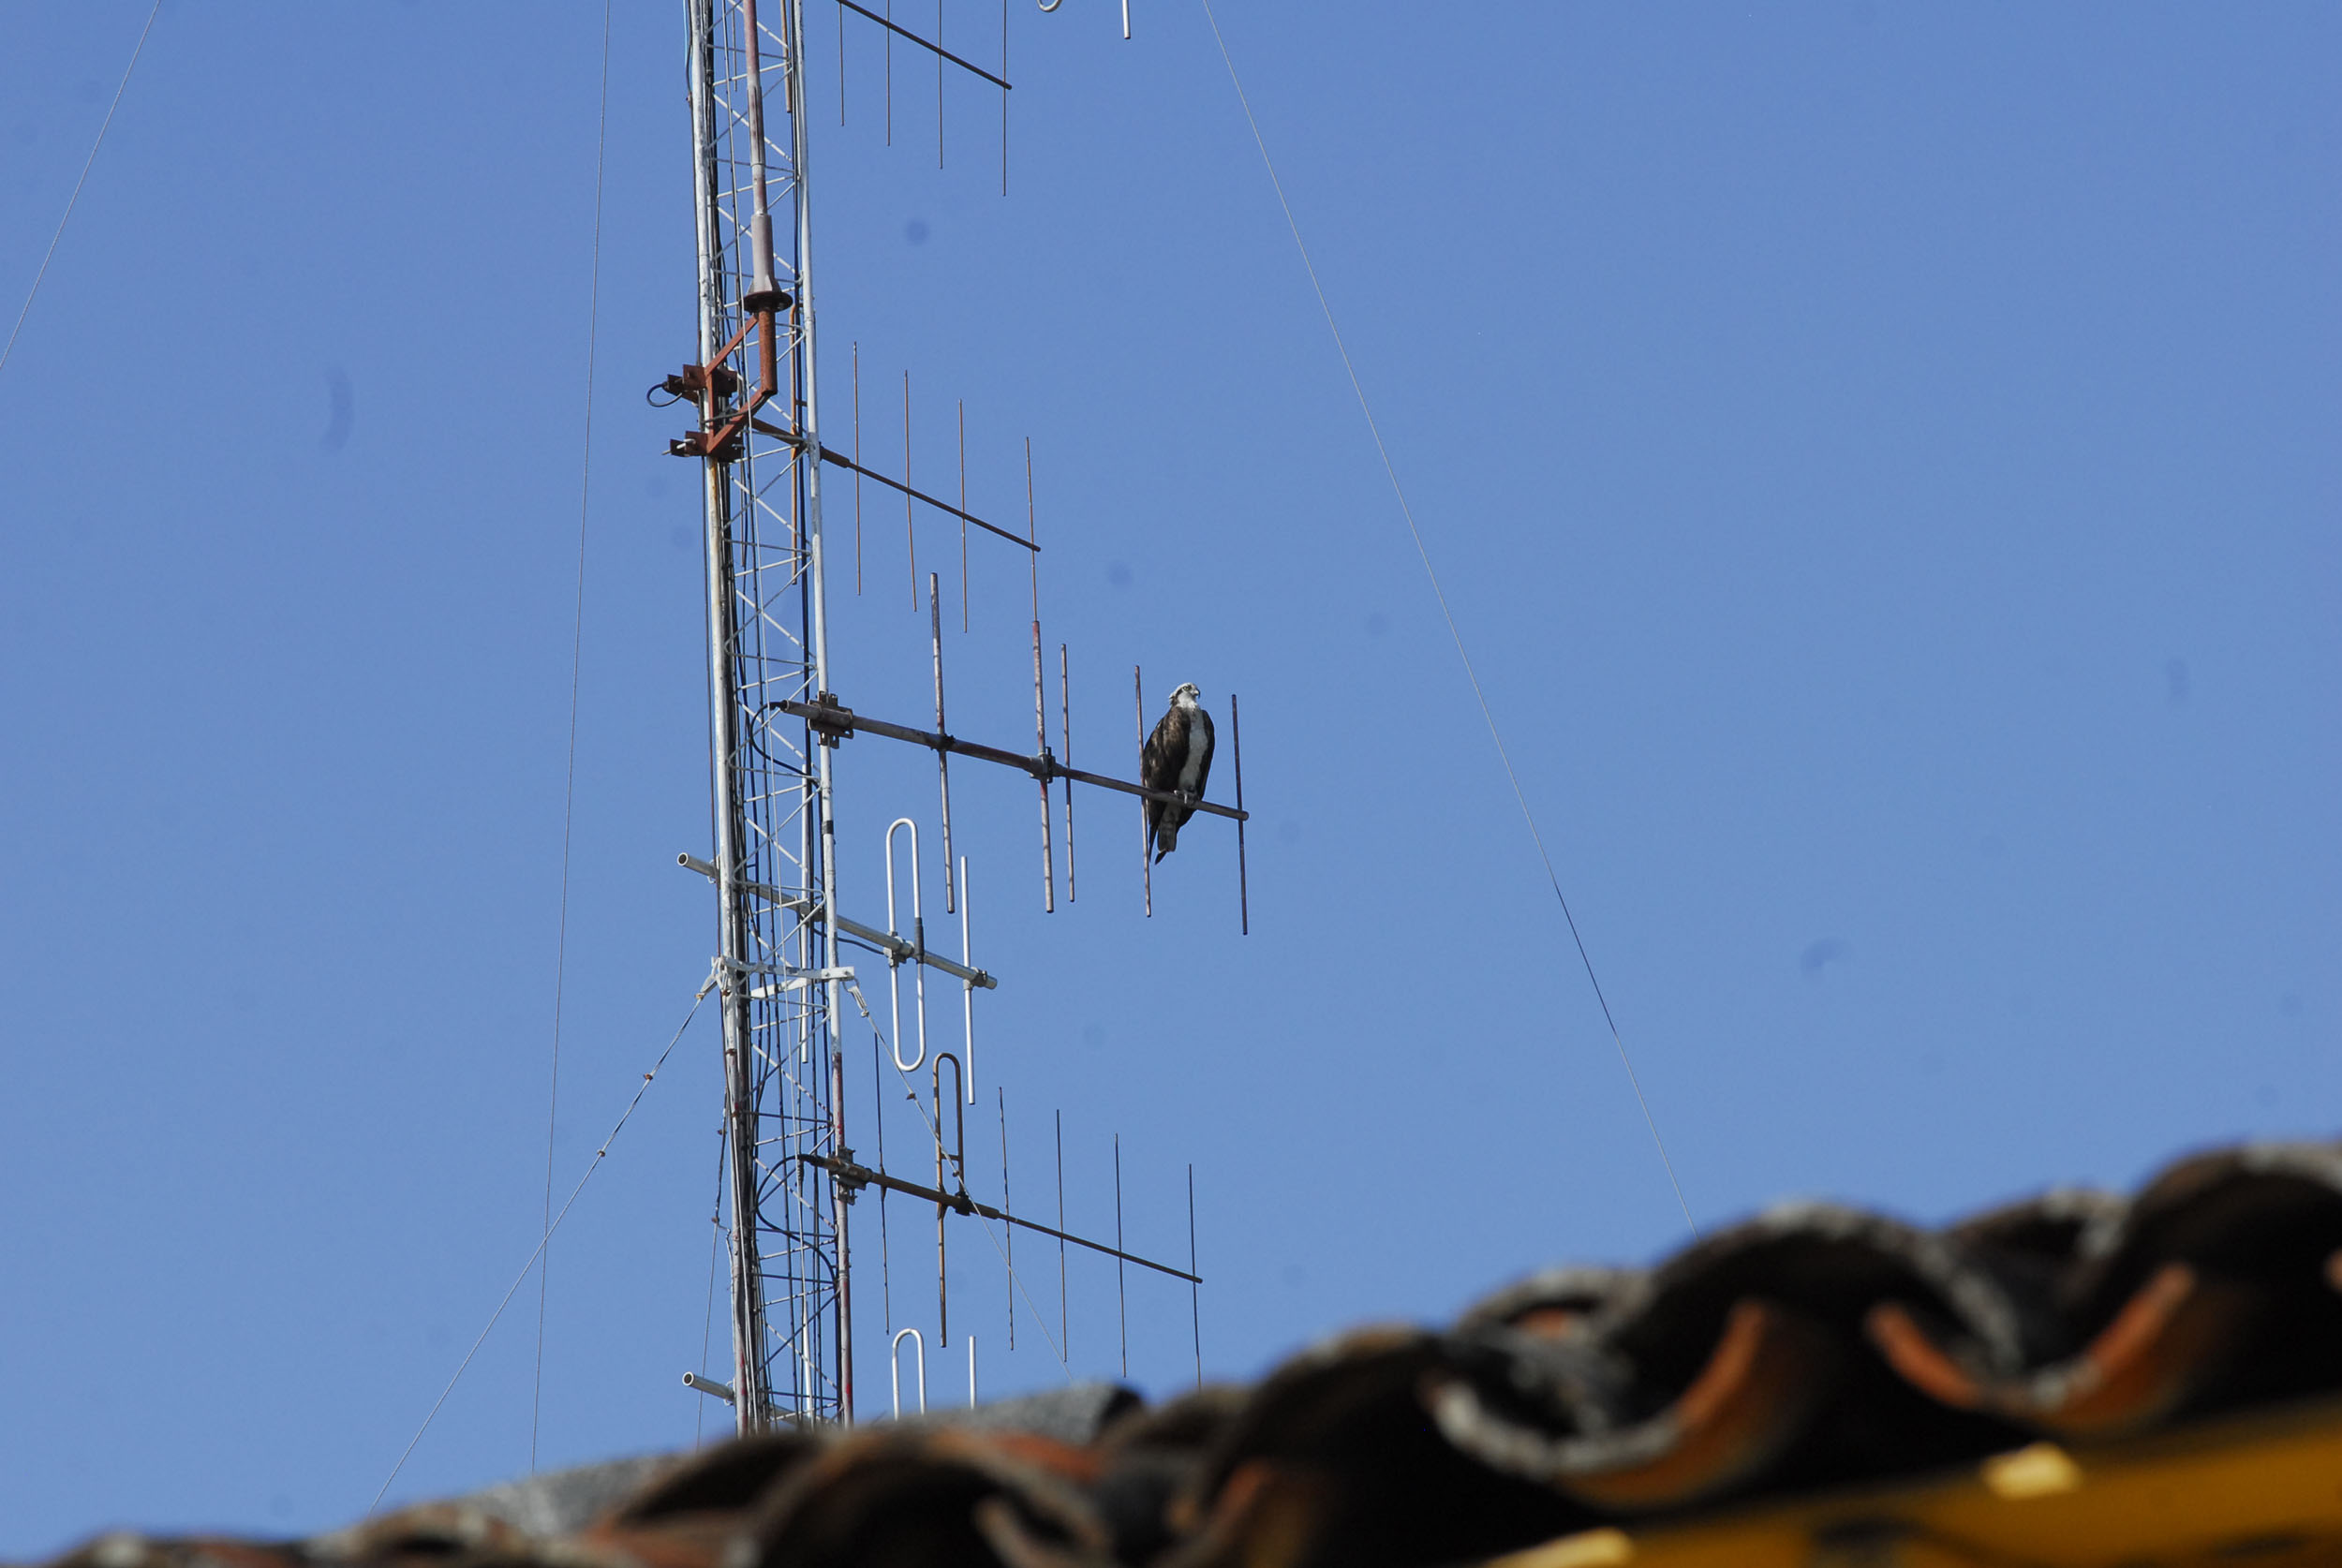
(1483, 1526, 1636, 1568)
(1979, 1442, 2082, 1500)
(1480, 1396, 2342, 1568)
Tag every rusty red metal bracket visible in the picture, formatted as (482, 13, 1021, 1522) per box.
(665, 298, 789, 462)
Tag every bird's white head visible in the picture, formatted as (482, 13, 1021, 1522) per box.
(1167, 682, 1202, 708)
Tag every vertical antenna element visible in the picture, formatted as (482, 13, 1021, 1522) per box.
(937, 0, 945, 169)
(999, 1087, 1014, 1350)
(1134, 665, 1151, 918)
(1028, 440, 1054, 912)
(852, 343, 863, 594)
(884, 0, 894, 143)
(957, 401, 969, 632)
(1121, 0, 1132, 41)
(1001, 0, 1009, 196)
(1231, 692, 1249, 936)
(1060, 643, 1075, 902)
(876, 1043, 892, 1334)
(958, 855, 975, 1101)
(1114, 1133, 1128, 1377)
(935, 1053, 966, 1346)
(1055, 1108, 1068, 1358)
(931, 574, 955, 913)
(1188, 1163, 1200, 1388)
(904, 371, 915, 609)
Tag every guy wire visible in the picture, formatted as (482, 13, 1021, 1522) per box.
(533, 0, 616, 1472)
(1193, 0, 1697, 1239)
(0, 1, 161, 377)
(696, 1126, 726, 1448)
(372, 984, 712, 1516)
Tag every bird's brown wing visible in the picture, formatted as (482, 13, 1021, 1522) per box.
(1141, 707, 1177, 840)
(1188, 707, 1215, 802)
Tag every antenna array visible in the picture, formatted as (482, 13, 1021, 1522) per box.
(674, 0, 847, 1428)
(668, 0, 1240, 1433)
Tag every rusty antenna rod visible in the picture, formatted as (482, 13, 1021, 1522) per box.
(1001, 0, 1008, 197)
(903, 371, 915, 609)
(957, 401, 969, 631)
(1188, 1164, 1201, 1388)
(1056, 1110, 1067, 1354)
(1135, 664, 1150, 919)
(875, 1044, 892, 1334)
(1000, 1087, 1014, 1349)
(852, 343, 863, 593)
(1231, 692, 1249, 936)
(1060, 643, 1075, 902)
(930, 573, 955, 913)
(1114, 1133, 1128, 1376)
(934, 1051, 966, 1346)
(1029, 438, 1055, 913)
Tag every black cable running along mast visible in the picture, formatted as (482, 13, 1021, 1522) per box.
(664, 0, 1239, 1431)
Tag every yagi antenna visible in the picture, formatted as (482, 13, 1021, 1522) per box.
(662, 0, 1214, 1434)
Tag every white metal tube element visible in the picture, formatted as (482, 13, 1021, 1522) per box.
(884, 819, 927, 1072)
(683, 1371, 737, 1402)
(959, 855, 975, 1104)
(890, 1326, 926, 1418)
(967, 1334, 978, 1408)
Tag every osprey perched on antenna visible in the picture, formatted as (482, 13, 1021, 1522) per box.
(1141, 683, 1215, 863)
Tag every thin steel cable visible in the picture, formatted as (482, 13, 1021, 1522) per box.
(695, 1127, 726, 1448)
(531, 0, 616, 1472)
(371, 984, 712, 1516)
(1194, 0, 1697, 1239)
(0, 0, 161, 377)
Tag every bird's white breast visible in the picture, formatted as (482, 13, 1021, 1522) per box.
(1177, 714, 1206, 794)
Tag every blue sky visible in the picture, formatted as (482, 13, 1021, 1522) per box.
(1, 0, 2335, 1552)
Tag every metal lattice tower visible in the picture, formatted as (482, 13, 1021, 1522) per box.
(674, 0, 1225, 1438)
(685, 0, 851, 1431)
